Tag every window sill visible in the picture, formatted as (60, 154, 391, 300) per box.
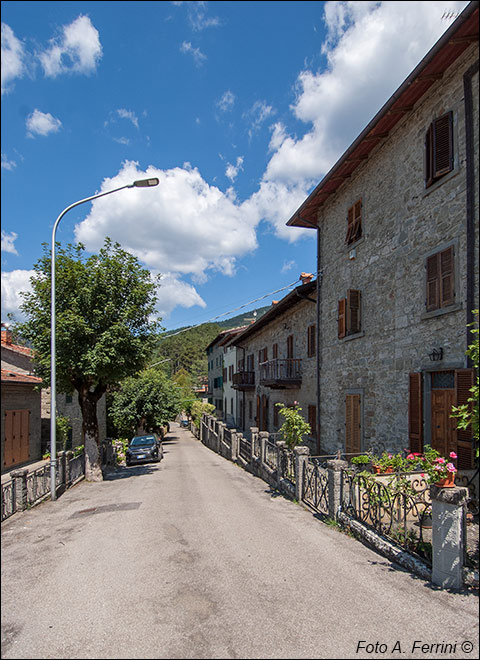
(420, 303, 462, 321)
(345, 236, 364, 252)
(340, 331, 365, 342)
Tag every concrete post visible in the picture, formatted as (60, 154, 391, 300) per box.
(58, 451, 66, 486)
(294, 446, 310, 503)
(250, 427, 259, 458)
(65, 450, 74, 487)
(10, 469, 28, 512)
(218, 422, 225, 457)
(276, 441, 287, 488)
(259, 432, 269, 468)
(430, 484, 469, 590)
(326, 459, 349, 519)
(229, 430, 237, 461)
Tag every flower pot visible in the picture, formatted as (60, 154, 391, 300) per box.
(373, 465, 393, 474)
(435, 472, 456, 488)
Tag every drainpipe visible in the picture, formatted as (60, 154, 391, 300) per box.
(316, 225, 322, 455)
(463, 59, 479, 365)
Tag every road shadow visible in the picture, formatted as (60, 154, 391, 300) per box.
(103, 463, 160, 480)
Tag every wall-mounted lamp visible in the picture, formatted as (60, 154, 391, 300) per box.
(428, 347, 443, 362)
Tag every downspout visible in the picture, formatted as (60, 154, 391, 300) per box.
(316, 225, 322, 455)
(463, 59, 479, 366)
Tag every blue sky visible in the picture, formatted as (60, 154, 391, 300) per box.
(1, 0, 468, 331)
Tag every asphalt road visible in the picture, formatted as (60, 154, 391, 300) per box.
(1, 423, 478, 659)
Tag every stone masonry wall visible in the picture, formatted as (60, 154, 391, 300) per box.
(316, 45, 479, 455)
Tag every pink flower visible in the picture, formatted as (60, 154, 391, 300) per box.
(449, 452, 457, 459)
(446, 463, 457, 473)
(421, 473, 426, 478)
(406, 454, 415, 460)
(434, 465, 442, 471)
(435, 457, 446, 464)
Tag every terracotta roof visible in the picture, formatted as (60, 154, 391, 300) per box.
(229, 280, 317, 345)
(1, 337, 34, 357)
(287, 1, 479, 228)
(1, 369, 42, 384)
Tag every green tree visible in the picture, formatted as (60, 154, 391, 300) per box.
(191, 400, 215, 427)
(275, 402, 311, 450)
(14, 239, 161, 481)
(109, 368, 183, 437)
(451, 310, 479, 457)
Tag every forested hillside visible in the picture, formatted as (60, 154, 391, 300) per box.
(152, 306, 270, 385)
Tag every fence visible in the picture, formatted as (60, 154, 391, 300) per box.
(1, 449, 86, 523)
(198, 414, 478, 590)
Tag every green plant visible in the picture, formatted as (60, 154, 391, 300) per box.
(374, 451, 404, 472)
(191, 400, 215, 427)
(451, 310, 479, 459)
(56, 415, 71, 450)
(73, 444, 84, 458)
(275, 402, 311, 450)
(351, 454, 372, 466)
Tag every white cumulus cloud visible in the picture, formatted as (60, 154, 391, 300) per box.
(26, 109, 62, 137)
(38, 14, 102, 78)
(1, 23, 27, 95)
(1, 231, 18, 255)
(1, 269, 34, 321)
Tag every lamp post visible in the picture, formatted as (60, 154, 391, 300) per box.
(50, 177, 159, 500)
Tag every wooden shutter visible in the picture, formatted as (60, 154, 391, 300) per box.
(408, 373, 423, 453)
(345, 206, 355, 244)
(425, 111, 453, 187)
(272, 343, 278, 359)
(345, 200, 362, 244)
(426, 253, 440, 311)
(433, 112, 453, 178)
(440, 246, 454, 307)
(287, 335, 294, 358)
(347, 289, 361, 335)
(455, 369, 475, 469)
(346, 394, 361, 454)
(338, 299, 346, 339)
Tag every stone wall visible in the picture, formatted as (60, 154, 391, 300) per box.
(316, 45, 479, 455)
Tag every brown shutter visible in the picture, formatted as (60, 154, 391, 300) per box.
(338, 299, 346, 339)
(272, 343, 278, 359)
(345, 206, 354, 244)
(433, 111, 453, 178)
(440, 246, 454, 307)
(308, 405, 317, 438)
(287, 335, 294, 358)
(307, 325, 316, 357)
(346, 394, 361, 454)
(408, 373, 423, 453)
(426, 253, 439, 311)
(455, 369, 474, 469)
(347, 289, 361, 335)
(425, 123, 434, 187)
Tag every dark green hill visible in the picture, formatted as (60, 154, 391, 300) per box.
(152, 306, 270, 385)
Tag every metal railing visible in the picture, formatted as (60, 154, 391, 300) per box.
(259, 359, 302, 386)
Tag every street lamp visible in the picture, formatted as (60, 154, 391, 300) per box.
(50, 177, 159, 500)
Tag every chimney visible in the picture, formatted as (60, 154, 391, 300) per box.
(1, 323, 12, 345)
(299, 272, 313, 285)
(271, 300, 279, 306)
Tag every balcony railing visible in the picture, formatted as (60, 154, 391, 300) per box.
(259, 359, 302, 389)
(232, 371, 255, 390)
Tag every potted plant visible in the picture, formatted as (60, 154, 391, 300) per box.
(420, 445, 457, 487)
(351, 454, 372, 471)
(372, 451, 398, 473)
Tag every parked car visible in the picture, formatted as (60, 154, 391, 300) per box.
(126, 434, 163, 466)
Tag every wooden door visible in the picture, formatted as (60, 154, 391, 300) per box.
(431, 389, 456, 457)
(4, 409, 30, 468)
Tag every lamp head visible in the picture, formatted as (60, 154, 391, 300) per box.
(132, 177, 159, 188)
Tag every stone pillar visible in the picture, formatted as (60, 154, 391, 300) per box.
(58, 451, 66, 486)
(258, 432, 269, 467)
(229, 430, 237, 461)
(218, 422, 225, 456)
(326, 459, 349, 519)
(65, 450, 74, 486)
(276, 441, 287, 487)
(10, 469, 28, 511)
(430, 484, 468, 590)
(294, 446, 310, 503)
(250, 427, 259, 458)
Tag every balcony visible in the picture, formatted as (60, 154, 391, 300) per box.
(232, 371, 255, 390)
(259, 359, 302, 389)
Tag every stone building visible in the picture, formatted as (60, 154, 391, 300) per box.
(230, 276, 319, 452)
(287, 3, 479, 468)
(206, 326, 247, 420)
(1, 324, 107, 460)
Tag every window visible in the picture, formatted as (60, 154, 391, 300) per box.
(425, 111, 453, 188)
(272, 343, 278, 359)
(65, 394, 73, 404)
(345, 199, 362, 245)
(258, 347, 268, 364)
(307, 325, 316, 357)
(426, 246, 455, 312)
(287, 335, 294, 358)
(338, 290, 361, 338)
(247, 354, 254, 371)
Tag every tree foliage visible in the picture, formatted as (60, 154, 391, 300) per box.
(275, 402, 311, 450)
(14, 239, 161, 480)
(109, 368, 183, 437)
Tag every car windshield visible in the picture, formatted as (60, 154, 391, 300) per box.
(130, 436, 156, 447)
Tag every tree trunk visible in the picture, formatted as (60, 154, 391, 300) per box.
(78, 387, 103, 482)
